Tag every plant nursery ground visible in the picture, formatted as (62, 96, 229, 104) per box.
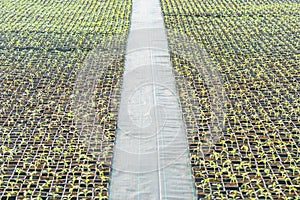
(0, 0, 300, 199)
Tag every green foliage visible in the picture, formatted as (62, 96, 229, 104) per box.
(0, 0, 131, 198)
(161, 0, 300, 199)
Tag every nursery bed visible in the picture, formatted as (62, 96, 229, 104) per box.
(161, 0, 300, 199)
(0, 0, 131, 198)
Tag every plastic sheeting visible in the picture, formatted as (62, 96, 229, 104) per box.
(109, 0, 196, 199)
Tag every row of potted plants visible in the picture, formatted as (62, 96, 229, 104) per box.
(0, 0, 131, 198)
(162, 0, 300, 199)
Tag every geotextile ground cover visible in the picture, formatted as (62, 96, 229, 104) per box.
(161, 0, 300, 199)
(0, 0, 131, 199)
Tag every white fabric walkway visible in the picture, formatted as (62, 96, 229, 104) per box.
(109, 0, 196, 199)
